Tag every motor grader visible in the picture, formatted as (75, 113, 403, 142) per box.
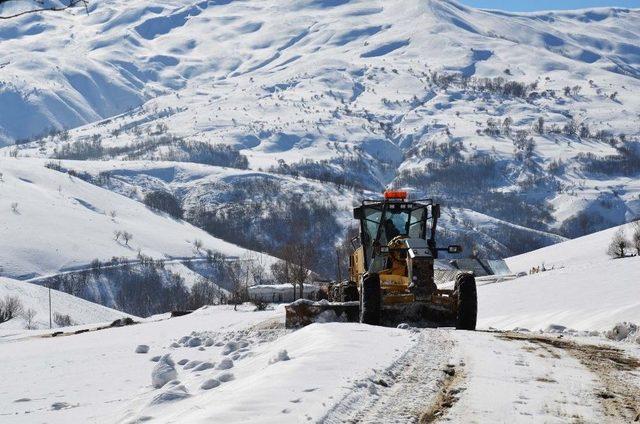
(285, 190, 477, 330)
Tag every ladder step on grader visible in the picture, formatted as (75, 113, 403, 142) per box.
(285, 191, 477, 329)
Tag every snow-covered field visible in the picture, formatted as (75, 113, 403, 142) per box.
(478, 221, 640, 332)
(1, 226, 639, 423)
(0, 276, 132, 330)
(0, 157, 272, 279)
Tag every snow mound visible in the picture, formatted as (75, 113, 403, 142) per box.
(192, 362, 214, 372)
(151, 355, 177, 389)
(269, 349, 291, 364)
(216, 358, 234, 370)
(149, 384, 190, 405)
(200, 379, 220, 390)
(135, 345, 150, 354)
(217, 372, 234, 383)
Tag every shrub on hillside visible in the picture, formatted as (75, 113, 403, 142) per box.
(143, 190, 183, 219)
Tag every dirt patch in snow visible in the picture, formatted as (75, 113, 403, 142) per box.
(499, 332, 640, 423)
(419, 364, 465, 423)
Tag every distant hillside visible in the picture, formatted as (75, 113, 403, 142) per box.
(1, 0, 639, 268)
(0, 277, 133, 330)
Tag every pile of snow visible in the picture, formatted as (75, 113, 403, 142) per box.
(152, 354, 177, 388)
(478, 222, 640, 332)
(0, 276, 132, 330)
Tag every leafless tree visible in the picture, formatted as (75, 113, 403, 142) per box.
(607, 229, 629, 259)
(275, 241, 314, 300)
(23, 308, 37, 329)
(632, 221, 640, 256)
(122, 231, 133, 246)
(192, 239, 203, 254)
(271, 259, 294, 298)
(225, 260, 250, 311)
(0, 0, 88, 20)
(0, 295, 24, 323)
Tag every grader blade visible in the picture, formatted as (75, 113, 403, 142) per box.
(284, 300, 359, 328)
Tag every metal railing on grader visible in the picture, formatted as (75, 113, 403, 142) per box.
(285, 191, 477, 329)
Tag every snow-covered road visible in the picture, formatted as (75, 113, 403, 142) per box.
(1, 305, 638, 423)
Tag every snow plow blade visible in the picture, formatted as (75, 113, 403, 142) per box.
(285, 300, 360, 328)
(284, 299, 456, 328)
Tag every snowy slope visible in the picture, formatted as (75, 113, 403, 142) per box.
(1, 303, 636, 424)
(0, 276, 132, 330)
(0, 157, 272, 279)
(1, 0, 639, 256)
(478, 222, 640, 331)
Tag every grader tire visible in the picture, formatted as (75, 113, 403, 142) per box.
(455, 273, 477, 330)
(360, 273, 381, 325)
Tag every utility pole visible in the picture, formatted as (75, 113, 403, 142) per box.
(336, 249, 342, 282)
(48, 284, 52, 329)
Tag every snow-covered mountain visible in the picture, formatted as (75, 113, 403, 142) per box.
(2, 0, 639, 267)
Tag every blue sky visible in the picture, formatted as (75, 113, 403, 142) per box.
(458, 0, 640, 11)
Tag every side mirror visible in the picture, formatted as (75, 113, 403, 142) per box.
(447, 245, 463, 254)
(353, 207, 363, 220)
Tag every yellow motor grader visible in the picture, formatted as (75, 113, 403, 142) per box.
(285, 191, 477, 329)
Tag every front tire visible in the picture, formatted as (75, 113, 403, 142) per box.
(454, 273, 477, 330)
(360, 273, 381, 325)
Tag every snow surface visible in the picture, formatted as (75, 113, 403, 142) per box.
(0, 276, 132, 330)
(478, 222, 640, 331)
(0, 157, 273, 279)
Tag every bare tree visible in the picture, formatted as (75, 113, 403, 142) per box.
(533, 116, 544, 135)
(607, 229, 629, 259)
(192, 239, 203, 254)
(0, 295, 24, 323)
(225, 260, 250, 311)
(0, 0, 88, 20)
(122, 231, 133, 246)
(632, 221, 640, 256)
(23, 308, 37, 329)
(276, 241, 314, 300)
(271, 259, 294, 298)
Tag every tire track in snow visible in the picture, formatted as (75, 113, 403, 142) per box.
(500, 332, 640, 423)
(321, 328, 456, 424)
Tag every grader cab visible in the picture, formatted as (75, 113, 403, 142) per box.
(285, 191, 477, 329)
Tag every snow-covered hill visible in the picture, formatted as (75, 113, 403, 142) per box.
(1, 0, 639, 264)
(0, 157, 272, 279)
(0, 276, 132, 330)
(478, 221, 640, 331)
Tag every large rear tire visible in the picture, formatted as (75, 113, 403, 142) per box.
(454, 273, 477, 330)
(360, 273, 381, 325)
